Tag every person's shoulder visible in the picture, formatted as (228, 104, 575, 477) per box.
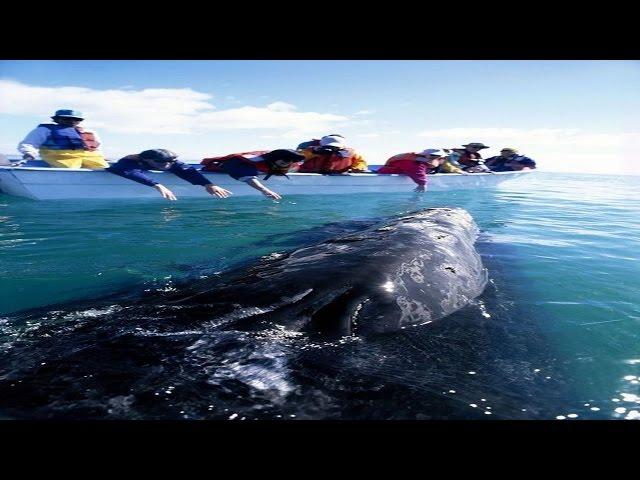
(170, 160, 192, 168)
(114, 154, 140, 164)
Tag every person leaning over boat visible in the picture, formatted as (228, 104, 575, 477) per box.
(429, 149, 468, 174)
(297, 135, 368, 173)
(452, 142, 492, 172)
(201, 149, 306, 201)
(107, 149, 232, 201)
(484, 147, 537, 171)
(17, 109, 109, 169)
(377, 149, 449, 192)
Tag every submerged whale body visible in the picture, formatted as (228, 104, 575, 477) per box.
(162, 206, 488, 335)
(0, 207, 496, 419)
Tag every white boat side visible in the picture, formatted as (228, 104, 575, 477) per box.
(0, 166, 535, 200)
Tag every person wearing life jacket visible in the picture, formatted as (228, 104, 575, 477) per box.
(428, 149, 468, 175)
(297, 135, 368, 174)
(296, 134, 345, 151)
(377, 148, 448, 192)
(17, 109, 109, 169)
(485, 147, 537, 171)
(201, 149, 306, 200)
(453, 142, 491, 172)
(107, 149, 232, 201)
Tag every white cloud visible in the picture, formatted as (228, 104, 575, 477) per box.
(354, 110, 376, 116)
(357, 133, 380, 138)
(0, 79, 349, 135)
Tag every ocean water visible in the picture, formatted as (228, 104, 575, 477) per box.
(0, 172, 638, 420)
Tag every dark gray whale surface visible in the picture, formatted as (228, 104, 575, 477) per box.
(0, 207, 566, 419)
(164, 206, 488, 336)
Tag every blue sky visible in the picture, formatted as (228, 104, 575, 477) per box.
(1, 60, 639, 174)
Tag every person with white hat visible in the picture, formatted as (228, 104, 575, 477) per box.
(485, 148, 537, 171)
(297, 135, 368, 173)
(17, 109, 109, 169)
(377, 148, 450, 192)
(296, 134, 345, 151)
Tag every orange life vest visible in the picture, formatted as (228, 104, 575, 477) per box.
(298, 148, 355, 173)
(77, 127, 100, 151)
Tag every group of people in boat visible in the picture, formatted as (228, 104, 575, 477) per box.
(15, 109, 537, 200)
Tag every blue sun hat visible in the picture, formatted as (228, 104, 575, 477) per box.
(52, 109, 84, 120)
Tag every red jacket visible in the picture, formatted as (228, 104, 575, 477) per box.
(377, 153, 433, 186)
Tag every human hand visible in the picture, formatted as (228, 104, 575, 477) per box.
(205, 184, 233, 198)
(154, 184, 177, 201)
(262, 188, 282, 201)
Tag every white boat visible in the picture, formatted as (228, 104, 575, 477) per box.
(0, 164, 534, 200)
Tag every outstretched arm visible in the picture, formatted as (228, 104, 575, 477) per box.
(242, 177, 282, 200)
(169, 162, 232, 198)
(107, 161, 178, 200)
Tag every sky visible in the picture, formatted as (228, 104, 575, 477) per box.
(1, 60, 639, 174)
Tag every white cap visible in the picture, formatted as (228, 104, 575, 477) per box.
(320, 135, 346, 148)
(418, 148, 446, 157)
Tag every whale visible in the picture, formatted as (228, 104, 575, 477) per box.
(158, 206, 488, 336)
(0, 207, 495, 419)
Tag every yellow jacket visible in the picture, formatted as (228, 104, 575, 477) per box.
(439, 159, 465, 174)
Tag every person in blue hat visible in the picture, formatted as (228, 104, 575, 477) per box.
(17, 109, 109, 169)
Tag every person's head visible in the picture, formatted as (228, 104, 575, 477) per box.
(260, 149, 306, 179)
(416, 148, 447, 165)
(51, 109, 84, 127)
(500, 147, 518, 158)
(463, 142, 490, 153)
(316, 134, 347, 154)
(139, 149, 179, 170)
(262, 149, 306, 169)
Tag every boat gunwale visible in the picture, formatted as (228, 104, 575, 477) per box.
(0, 166, 535, 178)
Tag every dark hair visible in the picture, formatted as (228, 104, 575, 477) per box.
(139, 149, 178, 162)
(261, 149, 305, 164)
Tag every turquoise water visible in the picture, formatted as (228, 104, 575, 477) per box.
(1, 172, 639, 419)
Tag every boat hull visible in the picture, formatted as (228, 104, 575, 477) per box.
(0, 167, 533, 200)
